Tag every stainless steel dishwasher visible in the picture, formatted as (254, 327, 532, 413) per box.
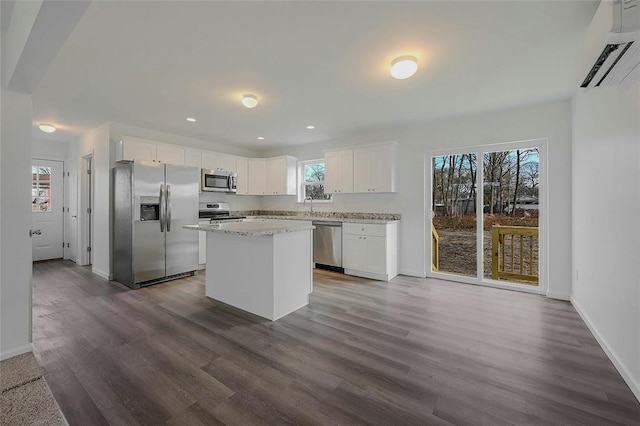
(312, 221, 343, 272)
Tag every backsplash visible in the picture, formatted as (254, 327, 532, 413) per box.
(232, 210, 401, 221)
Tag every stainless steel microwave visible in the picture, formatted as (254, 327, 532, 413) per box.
(200, 169, 237, 193)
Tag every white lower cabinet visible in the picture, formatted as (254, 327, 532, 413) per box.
(342, 222, 398, 281)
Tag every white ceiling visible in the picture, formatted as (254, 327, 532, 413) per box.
(29, 1, 598, 150)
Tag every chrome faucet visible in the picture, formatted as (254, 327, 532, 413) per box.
(303, 196, 314, 214)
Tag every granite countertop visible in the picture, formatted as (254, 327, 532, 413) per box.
(249, 215, 399, 224)
(229, 210, 401, 224)
(184, 219, 314, 237)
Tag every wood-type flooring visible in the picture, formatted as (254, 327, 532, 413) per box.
(32, 260, 640, 425)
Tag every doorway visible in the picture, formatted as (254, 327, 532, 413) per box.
(31, 159, 64, 261)
(427, 139, 547, 294)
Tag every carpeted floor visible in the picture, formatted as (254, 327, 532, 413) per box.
(1, 352, 66, 425)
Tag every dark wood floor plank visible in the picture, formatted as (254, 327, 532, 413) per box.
(32, 260, 640, 425)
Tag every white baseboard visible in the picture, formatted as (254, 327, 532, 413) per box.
(546, 290, 570, 301)
(92, 267, 110, 280)
(571, 297, 640, 403)
(1, 343, 33, 361)
(399, 269, 426, 278)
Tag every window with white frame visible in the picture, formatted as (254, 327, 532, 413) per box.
(299, 159, 331, 202)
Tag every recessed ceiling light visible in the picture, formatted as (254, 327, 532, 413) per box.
(390, 55, 418, 79)
(38, 124, 56, 133)
(186, 117, 196, 122)
(257, 136, 265, 140)
(306, 125, 315, 130)
(242, 94, 258, 108)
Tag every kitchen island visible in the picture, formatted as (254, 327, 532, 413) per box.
(184, 219, 313, 321)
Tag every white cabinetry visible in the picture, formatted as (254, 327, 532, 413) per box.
(120, 137, 158, 162)
(247, 156, 297, 196)
(202, 152, 236, 172)
(184, 149, 202, 168)
(248, 159, 267, 195)
(353, 142, 398, 193)
(235, 158, 249, 195)
(342, 222, 398, 281)
(266, 156, 297, 195)
(324, 150, 353, 194)
(156, 144, 185, 165)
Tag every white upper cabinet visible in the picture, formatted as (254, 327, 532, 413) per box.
(235, 157, 249, 195)
(201, 152, 236, 172)
(156, 144, 185, 165)
(247, 156, 297, 196)
(120, 137, 158, 162)
(184, 149, 202, 168)
(324, 149, 353, 194)
(117, 137, 187, 166)
(248, 159, 267, 195)
(266, 156, 297, 195)
(353, 142, 398, 193)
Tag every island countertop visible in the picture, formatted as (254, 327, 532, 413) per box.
(250, 215, 399, 224)
(184, 219, 313, 237)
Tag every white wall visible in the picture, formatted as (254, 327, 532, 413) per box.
(264, 100, 573, 297)
(79, 123, 110, 279)
(32, 137, 75, 161)
(0, 89, 33, 359)
(571, 79, 640, 401)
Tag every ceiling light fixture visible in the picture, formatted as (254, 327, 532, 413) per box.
(38, 124, 56, 133)
(257, 136, 265, 140)
(306, 125, 315, 130)
(186, 117, 196, 122)
(390, 55, 418, 79)
(241, 94, 258, 108)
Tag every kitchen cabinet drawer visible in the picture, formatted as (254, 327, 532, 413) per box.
(343, 223, 387, 237)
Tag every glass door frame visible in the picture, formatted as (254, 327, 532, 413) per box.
(425, 138, 548, 295)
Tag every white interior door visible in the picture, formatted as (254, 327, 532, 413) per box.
(32, 159, 64, 261)
(64, 159, 78, 262)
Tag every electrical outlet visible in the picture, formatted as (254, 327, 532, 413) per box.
(576, 269, 579, 282)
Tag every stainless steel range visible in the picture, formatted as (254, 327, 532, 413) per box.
(199, 202, 246, 222)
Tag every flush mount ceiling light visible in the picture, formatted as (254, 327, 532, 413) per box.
(186, 117, 196, 122)
(257, 136, 265, 140)
(390, 55, 418, 79)
(306, 125, 315, 130)
(38, 124, 56, 133)
(241, 94, 258, 108)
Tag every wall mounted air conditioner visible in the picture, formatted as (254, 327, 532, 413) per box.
(580, 0, 640, 88)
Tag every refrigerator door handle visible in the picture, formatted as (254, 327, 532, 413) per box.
(166, 184, 172, 232)
(159, 184, 166, 232)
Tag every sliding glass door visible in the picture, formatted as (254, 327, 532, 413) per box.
(428, 140, 546, 293)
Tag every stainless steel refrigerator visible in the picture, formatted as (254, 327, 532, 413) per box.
(112, 160, 199, 289)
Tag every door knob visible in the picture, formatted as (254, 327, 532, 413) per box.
(29, 229, 42, 237)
